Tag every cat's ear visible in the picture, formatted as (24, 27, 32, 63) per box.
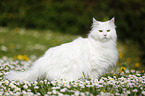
(110, 17, 115, 23)
(93, 17, 99, 25)
(109, 17, 115, 27)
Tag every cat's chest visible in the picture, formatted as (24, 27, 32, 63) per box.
(91, 47, 113, 57)
(88, 44, 116, 62)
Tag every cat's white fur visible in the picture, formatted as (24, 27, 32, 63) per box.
(6, 17, 118, 82)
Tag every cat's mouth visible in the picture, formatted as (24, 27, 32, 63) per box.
(103, 37, 108, 39)
(102, 37, 111, 41)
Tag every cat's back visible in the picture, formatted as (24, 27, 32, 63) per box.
(44, 37, 89, 57)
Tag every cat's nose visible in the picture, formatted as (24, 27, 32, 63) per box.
(104, 34, 107, 37)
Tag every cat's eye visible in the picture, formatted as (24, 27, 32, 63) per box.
(107, 30, 110, 32)
(99, 30, 103, 32)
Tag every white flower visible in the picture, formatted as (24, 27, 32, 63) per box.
(113, 76, 116, 79)
(27, 89, 31, 92)
(27, 92, 34, 95)
(4, 92, 9, 96)
(79, 84, 85, 88)
(1, 45, 8, 52)
(34, 81, 38, 84)
(55, 86, 60, 89)
(136, 71, 140, 74)
(40, 80, 43, 83)
(36, 93, 41, 95)
(9, 83, 15, 88)
(98, 85, 103, 87)
(86, 85, 91, 87)
(60, 88, 66, 92)
(14, 92, 21, 95)
(52, 90, 57, 94)
(9, 91, 13, 95)
(47, 81, 50, 85)
(23, 84, 28, 89)
(4, 67, 9, 70)
(0, 73, 3, 75)
(131, 70, 135, 73)
(11, 81, 15, 84)
(52, 87, 57, 90)
(4, 80, 9, 85)
(16, 82, 20, 85)
(22, 90, 27, 94)
(132, 89, 138, 92)
(51, 81, 56, 86)
(140, 87, 143, 90)
(58, 93, 64, 96)
(85, 91, 90, 95)
(14, 87, 21, 92)
(125, 70, 130, 73)
(126, 90, 131, 94)
(142, 82, 145, 85)
(99, 79, 104, 83)
(44, 79, 47, 84)
(44, 94, 49, 96)
(73, 84, 78, 87)
(34, 86, 39, 89)
(74, 90, 80, 96)
(115, 92, 120, 95)
(122, 88, 126, 91)
(80, 92, 85, 96)
(0, 81, 2, 86)
(142, 90, 145, 95)
(47, 92, 52, 95)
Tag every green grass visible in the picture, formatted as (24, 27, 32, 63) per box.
(0, 27, 78, 58)
(0, 27, 145, 95)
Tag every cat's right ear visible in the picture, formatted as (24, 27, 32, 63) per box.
(93, 17, 99, 25)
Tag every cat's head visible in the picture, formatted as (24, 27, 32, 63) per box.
(89, 17, 117, 42)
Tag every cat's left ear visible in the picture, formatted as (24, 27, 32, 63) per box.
(110, 17, 115, 23)
(109, 17, 115, 27)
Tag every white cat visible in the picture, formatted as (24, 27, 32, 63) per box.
(6, 17, 118, 82)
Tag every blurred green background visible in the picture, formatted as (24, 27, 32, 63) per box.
(0, 0, 145, 65)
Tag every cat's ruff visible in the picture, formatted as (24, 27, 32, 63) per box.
(6, 17, 118, 82)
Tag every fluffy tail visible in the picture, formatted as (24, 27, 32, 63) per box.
(6, 68, 39, 82)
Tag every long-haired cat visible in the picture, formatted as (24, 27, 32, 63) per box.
(6, 17, 118, 81)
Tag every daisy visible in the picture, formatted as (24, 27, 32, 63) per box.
(23, 84, 28, 89)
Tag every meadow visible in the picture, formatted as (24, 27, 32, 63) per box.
(0, 27, 145, 95)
